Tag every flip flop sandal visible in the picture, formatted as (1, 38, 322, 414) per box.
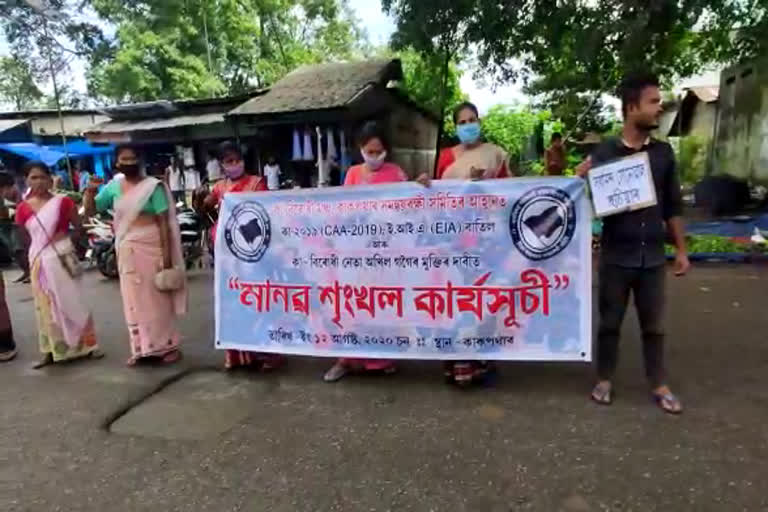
(0, 349, 17, 362)
(653, 392, 683, 415)
(590, 383, 613, 405)
(161, 350, 182, 364)
(32, 354, 53, 370)
(85, 350, 105, 361)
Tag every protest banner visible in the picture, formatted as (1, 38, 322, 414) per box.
(588, 152, 657, 217)
(215, 178, 592, 361)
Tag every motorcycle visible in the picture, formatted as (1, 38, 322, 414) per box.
(82, 213, 117, 279)
(176, 202, 206, 270)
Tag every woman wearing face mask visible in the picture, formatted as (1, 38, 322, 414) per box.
(83, 145, 186, 366)
(323, 121, 410, 382)
(16, 161, 102, 368)
(201, 141, 283, 371)
(437, 101, 510, 180)
(436, 101, 509, 387)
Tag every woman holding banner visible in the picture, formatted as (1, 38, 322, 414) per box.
(436, 101, 510, 386)
(201, 141, 284, 371)
(323, 122, 429, 382)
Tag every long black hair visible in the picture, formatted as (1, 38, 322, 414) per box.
(22, 160, 51, 177)
(452, 101, 479, 123)
(357, 121, 390, 152)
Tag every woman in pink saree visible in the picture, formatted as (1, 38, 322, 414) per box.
(16, 161, 101, 368)
(84, 146, 186, 366)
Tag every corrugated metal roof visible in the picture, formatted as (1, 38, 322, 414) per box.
(685, 86, 719, 103)
(229, 59, 403, 117)
(0, 118, 29, 133)
(85, 112, 226, 134)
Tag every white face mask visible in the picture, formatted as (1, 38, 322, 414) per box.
(362, 151, 387, 170)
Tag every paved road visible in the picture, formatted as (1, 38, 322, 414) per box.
(1, 264, 766, 511)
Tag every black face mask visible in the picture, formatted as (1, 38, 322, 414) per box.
(119, 164, 140, 175)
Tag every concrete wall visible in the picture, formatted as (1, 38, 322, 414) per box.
(690, 102, 717, 139)
(711, 59, 768, 183)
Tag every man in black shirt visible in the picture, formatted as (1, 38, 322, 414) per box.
(577, 73, 689, 414)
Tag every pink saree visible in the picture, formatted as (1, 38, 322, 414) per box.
(114, 178, 187, 362)
(26, 195, 98, 361)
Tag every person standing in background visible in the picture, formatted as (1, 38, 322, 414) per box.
(78, 162, 92, 193)
(206, 151, 222, 183)
(183, 165, 201, 206)
(165, 156, 185, 205)
(545, 132, 567, 176)
(577, 73, 689, 415)
(0, 172, 29, 284)
(264, 155, 281, 191)
(0, 167, 18, 361)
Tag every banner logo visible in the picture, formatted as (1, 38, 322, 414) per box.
(224, 201, 271, 262)
(509, 186, 575, 261)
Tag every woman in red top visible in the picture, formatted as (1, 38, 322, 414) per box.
(436, 101, 510, 180)
(17, 161, 101, 368)
(322, 122, 415, 382)
(201, 141, 281, 371)
(436, 102, 510, 386)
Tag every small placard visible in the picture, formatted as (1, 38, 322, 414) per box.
(587, 152, 657, 217)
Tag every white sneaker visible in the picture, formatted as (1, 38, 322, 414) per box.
(323, 362, 349, 382)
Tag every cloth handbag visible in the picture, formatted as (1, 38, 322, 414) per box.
(154, 266, 185, 292)
(32, 213, 83, 279)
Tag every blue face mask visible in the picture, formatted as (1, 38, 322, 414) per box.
(457, 122, 481, 144)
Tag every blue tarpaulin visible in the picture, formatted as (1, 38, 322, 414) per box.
(0, 141, 115, 167)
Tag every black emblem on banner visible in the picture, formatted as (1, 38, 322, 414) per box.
(509, 187, 576, 261)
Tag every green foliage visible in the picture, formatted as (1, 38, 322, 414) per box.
(533, 90, 616, 137)
(0, 0, 110, 104)
(383, 0, 766, 104)
(675, 135, 708, 186)
(86, 0, 368, 103)
(665, 235, 749, 255)
(398, 49, 464, 118)
(0, 56, 43, 109)
(481, 105, 548, 160)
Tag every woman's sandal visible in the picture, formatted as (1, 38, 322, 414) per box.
(86, 350, 105, 361)
(161, 350, 182, 364)
(0, 349, 17, 362)
(652, 391, 683, 415)
(590, 382, 613, 405)
(32, 353, 53, 370)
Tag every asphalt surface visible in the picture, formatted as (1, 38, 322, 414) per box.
(1, 263, 767, 511)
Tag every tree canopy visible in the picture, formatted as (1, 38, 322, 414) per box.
(383, 0, 767, 130)
(0, 56, 43, 110)
(86, 0, 368, 102)
(0, 0, 369, 105)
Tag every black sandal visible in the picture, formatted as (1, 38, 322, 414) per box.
(590, 382, 613, 405)
(32, 353, 53, 370)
